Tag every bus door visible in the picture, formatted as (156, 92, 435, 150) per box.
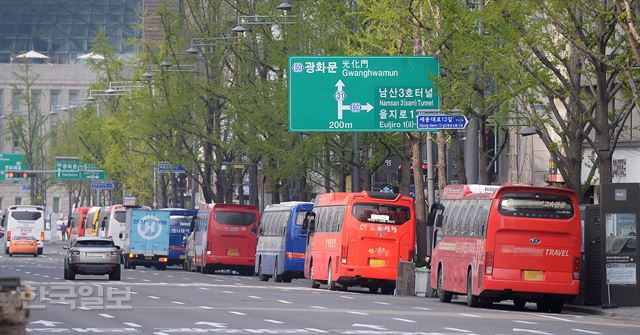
(349, 202, 412, 271)
(492, 191, 578, 283)
(288, 207, 310, 255)
(210, 209, 259, 260)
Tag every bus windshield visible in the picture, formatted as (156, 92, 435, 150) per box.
(114, 211, 127, 223)
(214, 211, 256, 226)
(498, 192, 574, 219)
(11, 211, 42, 221)
(352, 204, 410, 225)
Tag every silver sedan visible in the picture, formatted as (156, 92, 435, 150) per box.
(63, 237, 121, 280)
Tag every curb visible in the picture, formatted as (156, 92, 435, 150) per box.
(564, 305, 640, 322)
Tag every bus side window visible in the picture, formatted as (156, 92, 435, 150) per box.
(466, 200, 479, 237)
(337, 206, 345, 231)
(447, 201, 462, 236)
(314, 208, 323, 233)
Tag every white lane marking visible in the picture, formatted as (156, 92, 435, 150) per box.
(99, 313, 114, 319)
(572, 329, 602, 335)
(228, 311, 247, 316)
(143, 279, 150, 282)
(392, 318, 416, 323)
(310, 306, 327, 309)
(148, 296, 160, 299)
(199, 287, 209, 291)
(42, 275, 50, 278)
(339, 295, 354, 299)
(171, 301, 185, 305)
(460, 313, 481, 318)
(130, 291, 139, 295)
(444, 328, 472, 333)
(167, 275, 174, 278)
(234, 282, 244, 286)
(353, 324, 388, 331)
(123, 322, 142, 328)
(53, 277, 60, 280)
(214, 279, 223, 282)
(25, 271, 31, 274)
(412, 307, 432, 311)
(305, 328, 329, 333)
(536, 314, 574, 323)
(78, 307, 90, 310)
(514, 321, 538, 325)
(347, 311, 368, 315)
(248, 295, 261, 299)
(126, 277, 135, 280)
(221, 290, 234, 294)
(264, 319, 284, 324)
(182, 277, 190, 280)
(277, 300, 293, 304)
(154, 332, 169, 335)
(198, 306, 214, 310)
(373, 301, 389, 305)
(513, 328, 554, 335)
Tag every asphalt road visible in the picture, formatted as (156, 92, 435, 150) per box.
(1, 245, 638, 335)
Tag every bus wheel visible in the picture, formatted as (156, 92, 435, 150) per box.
(437, 267, 452, 303)
(549, 300, 563, 314)
(536, 300, 549, 313)
(466, 271, 479, 307)
(273, 260, 282, 283)
(258, 260, 269, 281)
(368, 286, 379, 294)
(513, 298, 526, 310)
(309, 262, 320, 289)
(327, 261, 338, 291)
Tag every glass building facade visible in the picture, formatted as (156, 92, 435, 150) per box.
(0, 0, 142, 64)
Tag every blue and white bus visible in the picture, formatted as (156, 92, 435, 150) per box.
(159, 208, 197, 267)
(255, 202, 313, 282)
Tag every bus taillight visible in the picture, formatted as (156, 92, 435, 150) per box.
(40, 231, 45, 241)
(573, 256, 580, 280)
(485, 252, 494, 275)
(341, 245, 348, 264)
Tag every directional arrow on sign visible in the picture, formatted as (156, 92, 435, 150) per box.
(362, 103, 374, 112)
(30, 320, 63, 327)
(335, 79, 345, 91)
(194, 321, 227, 328)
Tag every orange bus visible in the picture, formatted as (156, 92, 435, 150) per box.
(69, 207, 90, 241)
(429, 184, 581, 313)
(186, 203, 260, 275)
(303, 191, 415, 294)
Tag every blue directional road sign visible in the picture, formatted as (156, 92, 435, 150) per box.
(157, 162, 171, 173)
(417, 114, 469, 130)
(171, 166, 186, 174)
(91, 182, 114, 190)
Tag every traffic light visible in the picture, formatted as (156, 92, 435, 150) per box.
(6, 171, 30, 179)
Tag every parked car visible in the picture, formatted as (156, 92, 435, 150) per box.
(63, 237, 121, 281)
(8, 236, 37, 257)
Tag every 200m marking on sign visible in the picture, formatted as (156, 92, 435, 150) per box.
(329, 121, 353, 129)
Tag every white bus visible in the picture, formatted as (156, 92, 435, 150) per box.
(1, 205, 47, 255)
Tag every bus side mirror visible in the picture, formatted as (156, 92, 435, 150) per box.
(427, 203, 444, 227)
(302, 212, 316, 233)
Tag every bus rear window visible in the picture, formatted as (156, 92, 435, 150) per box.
(11, 212, 42, 221)
(214, 211, 257, 226)
(352, 204, 410, 225)
(498, 193, 574, 219)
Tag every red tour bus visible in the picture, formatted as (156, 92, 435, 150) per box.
(186, 203, 260, 275)
(429, 184, 581, 313)
(69, 207, 90, 241)
(303, 191, 415, 294)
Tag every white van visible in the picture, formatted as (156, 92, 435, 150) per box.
(99, 205, 128, 248)
(1, 205, 46, 255)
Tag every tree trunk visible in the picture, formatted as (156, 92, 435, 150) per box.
(411, 135, 427, 263)
(324, 140, 332, 192)
(436, 131, 447, 191)
(450, 130, 467, 184)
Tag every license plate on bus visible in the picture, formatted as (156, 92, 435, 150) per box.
(524, 270, 543, 281)
(87, 253, 104, 258)
(227, 249, 239, 256)
(368, 259, 386, 268)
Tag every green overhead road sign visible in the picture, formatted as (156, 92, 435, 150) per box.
(55, 157, 106, 181)
(288, 56, 441, 132)
(0, 153, 27, 182)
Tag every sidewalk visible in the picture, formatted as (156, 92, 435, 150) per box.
(565, 304, 640, 322)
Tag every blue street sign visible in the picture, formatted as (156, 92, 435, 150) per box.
(157, 162, 171, 173)
(417, 114, 468, 130)
(171, 166, 186, 174)
(91, 182, 114, 190)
